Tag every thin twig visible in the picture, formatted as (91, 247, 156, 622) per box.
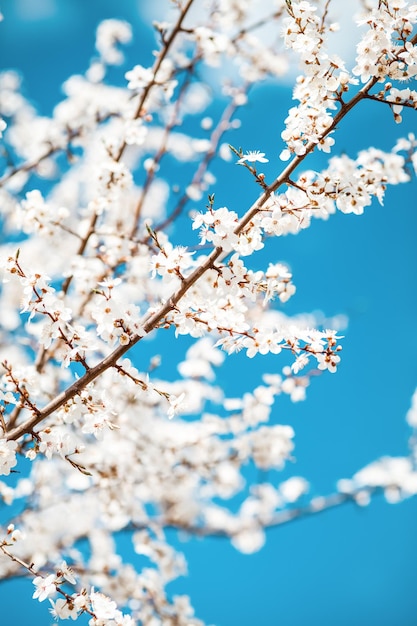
(155, 85, 249, 232)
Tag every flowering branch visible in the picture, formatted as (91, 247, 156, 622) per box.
(0, 73, 401, 443)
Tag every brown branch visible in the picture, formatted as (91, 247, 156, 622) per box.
(114, 0, 196, 163)
(363, 93, 417, 112)
(0, 542, 95, 617)
(0, 543, 38, 576)
(5, 75, 380, 442)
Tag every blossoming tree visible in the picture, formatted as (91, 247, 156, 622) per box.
(0, 0, 417, 623)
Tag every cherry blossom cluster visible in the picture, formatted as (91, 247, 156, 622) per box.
(279, 146, 408, 221)
(280, 0, 352, 159)
(0, 438, 17, 475)
(0, 536, 136, 625)
(280, 0, 417, 160)
(353, 0, 417, 83)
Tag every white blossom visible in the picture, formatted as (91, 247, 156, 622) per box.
(32, 574, 57, 602)
(90, 589, 118, 620)
(237, 150, 269, 164)
(96, 19, 132, 65)
(0, 439, 17, 475)
(49, 597, 79, 621)
(125, 64, 154, 90)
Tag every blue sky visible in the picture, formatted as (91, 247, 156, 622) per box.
(0, 1, 417, 625)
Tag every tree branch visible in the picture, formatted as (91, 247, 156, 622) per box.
(5, 75, 380, 442)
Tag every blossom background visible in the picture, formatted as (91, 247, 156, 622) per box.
(0, 1, 417, 625)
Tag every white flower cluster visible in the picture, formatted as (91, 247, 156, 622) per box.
(192, 206, 265, 255)
(31, 565, 134, 624)
(16, 189, 70, 237)
(90, 282, 144, 347)
(280, 0, 417, 160)
(353, 1, 417, 83)
(264, 145, 409, 237)
(280, 1, 352, 159)
(339, 457, 417, 505)
(386, 86, 417, 123)
(95, 19, 132, 66)
(0, 439, 17, 475)
(125, 58, 177, 104)
(150, 240, 197, 281)
(163, 252, 330, 371)
(0, 256, 80, 355)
